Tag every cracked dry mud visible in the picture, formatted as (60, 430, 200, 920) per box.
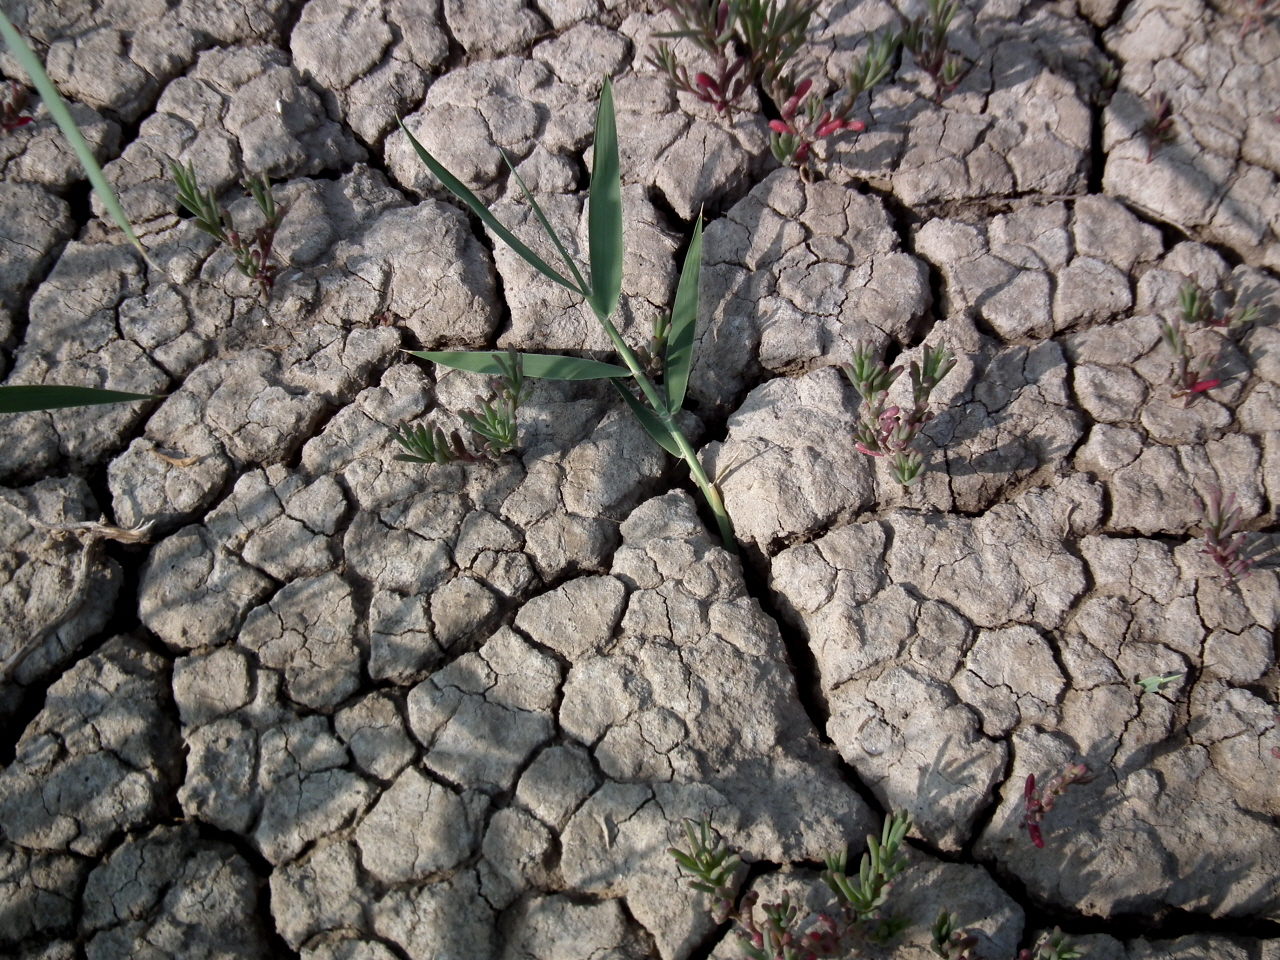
(0, 0, 1278, 957)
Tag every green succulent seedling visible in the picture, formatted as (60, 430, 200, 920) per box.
(0, 11, 160, 414)
(398, 78, 736, 552)
(1136, 672, 1184, 694)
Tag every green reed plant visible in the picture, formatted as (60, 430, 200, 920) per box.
(0, 10, 159, 413)
(398, 78, 737, 551)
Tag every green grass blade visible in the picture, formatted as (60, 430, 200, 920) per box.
(411, 350, 630, 381)
(587, 78, 623, 322)
(398, 120, 583, 296)
(611, 380, 680, 455)
(663, 214, 703, 412)
(0, 11, 149, 262)
(0, 385, 159, 413)
(502, 150, 590, 298)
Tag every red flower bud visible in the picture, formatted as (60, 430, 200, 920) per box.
(794, 78, 813, 98)
(816, 119, 845, 137)
(848, 119, 866, 131)
(1190, 378, 1220, 392)
(695, 73, 719, 93)
(1024, 773, 1037, 799)
(768, 119, 790, 135)
(794, 143, 809, 162)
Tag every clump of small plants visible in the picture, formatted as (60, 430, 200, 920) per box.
(1157, 280, 1257, 403)
(671, 812, 913, 959)
(768, 30, 897, 168)
(899, 0, 968, 104)
(1198, 484, 1254, 584)
(393, 349, 531, 464)
(841, 341, 957, 487)
(649, 0, 974, 171)
(646, 0, 819, 118)
(931, 914, 1081, 960)
(1021, 763, 1091, 849)
(674, 813, 1083, 960)
(1, 78, 30, 133)
(1178, 280, 1259, 330)
(1141, 91, 1176, 162)
(171, 163, 287, 298)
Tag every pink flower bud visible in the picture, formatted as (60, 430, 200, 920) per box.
(1190, 378, 1220, 392)
(848, 119, 866, 131)
(769, 119, 790, 135)
(794, 78, 813, 98)
(695, 73, 719, 93)
(816, 118, 845, 137)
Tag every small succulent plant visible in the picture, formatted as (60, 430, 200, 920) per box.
(842, 341, 957, 488)
(1021, 763, 1090, 849)
(931, 910, 979, 959)
(1178, 280, 1259, 331)
(899, 0, 967, 104)
(172, 163, 287, 298)
(647, 0, 819, 118)
(672, 812, 913, 960)
(1142, 91, 1176, 162)
(1199, 485, 1253, 584)
(1157, 314, 1221, 402)
(1019, 928, 1084, 960)
(768, 30, 896, 169)
(1137, 672, 1184, 695)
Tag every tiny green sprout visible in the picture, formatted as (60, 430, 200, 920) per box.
(392, 422, 476, 465)
(1018, 927, 1083, 960)
(1137, 672, 1184, 694)
(931, 910, 979, 959)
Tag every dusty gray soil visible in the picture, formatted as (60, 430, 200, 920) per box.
(0, 0, 1278, 957)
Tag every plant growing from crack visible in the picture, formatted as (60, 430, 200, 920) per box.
(1156, 313, 1221, 403)
(899, 0, 968, 104)
(1233, 0, 1275, 39)
(1141, 91, 1176, 162)
(172, 163, 287, 298)
(842, 341, 956, 488)
(1178, 280, 1259, 331)
(398, 78, 738, 552)
(768, 30, 897, 169)
(1198, 484, 1253, 584)
(671, 812, 912, 959)
(394, 348, 531, 463)
(647, 0, 819, 118)
(1021, 763, 1090, 849)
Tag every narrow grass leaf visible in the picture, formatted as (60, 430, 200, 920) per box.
(398, 120, 582, 296)
(587, 78, 623, 321)
(0, 12, 149, 262)
(612, 380, 681, 455)
(0, 385, 159, 413)
(663, 214, 703, 412)
(412, 350, 630, 381)
(502, 150, 590, 297)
